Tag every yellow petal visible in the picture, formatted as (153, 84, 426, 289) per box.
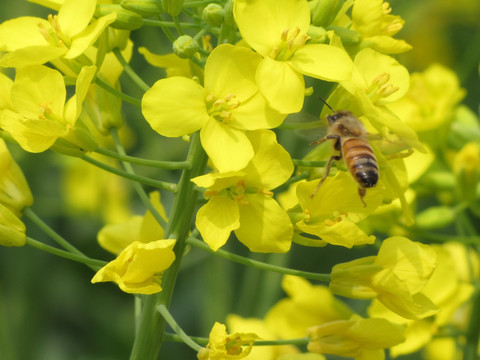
(256, 57, 305, 114)
(196, 196, 240, 251)
(200, 118, 254, 172)
(58, 0, 97, 38)
(142, 76, 209, 137)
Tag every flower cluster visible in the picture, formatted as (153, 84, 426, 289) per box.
(0, 0, 478, 359)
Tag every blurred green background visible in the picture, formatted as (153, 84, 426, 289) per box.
(0, 0, 479, 359)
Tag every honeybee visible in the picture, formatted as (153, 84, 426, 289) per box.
(311, 107, 378, 207)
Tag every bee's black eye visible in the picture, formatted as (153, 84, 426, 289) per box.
(328, 114, 340, 123)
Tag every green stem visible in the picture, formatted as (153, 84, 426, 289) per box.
(95, 77, 142, 107)
(156, 305, 202, 352)
(23, 208, 85, 256)
(113, 48, 150, 92)
(172, 16, 184, 35)
(82, 155, 177, 193)
(95, 146, 191, 170)
(164, 333, 308, 347)
(25, 237, 106, 270)
(187, 237, 330, 283)
(143, 19, 202, 29)
(274, 171, 311, 193)
(110, 129, 170, 230)
(464, 284, 480, 360)
(129, 132, 207, 360)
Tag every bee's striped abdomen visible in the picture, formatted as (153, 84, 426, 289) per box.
(342, 138, 378, 189)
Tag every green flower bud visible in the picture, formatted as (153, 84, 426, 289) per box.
(329, 26, 361, 45)
(307, 25, 327, 44)
(0, 140, 33, 216)
(51, 126, 99, 158)
(121, 0, 162, 17)
(172, 35, 199, 59)
(96, 4, 144, 30)
(310, 0, 345, 27)
(454, 142, 480, 203)
(415, 206, 455, 229)
(223, 0, 235, 27)
(0, 203, 26, 247)
(163, 0, 184, 17)
(202, 3, 225, 27)
(83, 86, 124, 134)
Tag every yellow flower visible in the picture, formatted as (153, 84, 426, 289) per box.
(97, 191, 167, 254)
(234, 0, 353, 113)
(0, 65, 96, 153)
(91, 239, 176, 294)
(226, 315, 300, 360)
(330, 237, 438, 319)
(138, 47, 202, 78)
(142, 44, 284, 172)
(0, 139, 33, 216)
(264, 276, 353, 339)
(0, 203, 26, 247)
(351, 0, 412, 54)
(388, 64, 466, 133)
(197, 322, 259, 360)
(0, 0, 116, 67)
(192, 130, 294, 252)
(307, 315, 405, 360)
(293, 172, 382, 248)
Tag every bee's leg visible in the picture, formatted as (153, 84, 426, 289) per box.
(358, 187, 367, 207)
(384, 148, 414, 160)
(310, 134, 339, 146)
(311, 154, 342, 198)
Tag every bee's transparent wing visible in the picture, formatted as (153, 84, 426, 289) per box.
(282, 111, 328, 142)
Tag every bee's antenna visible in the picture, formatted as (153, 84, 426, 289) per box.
(318, 96, 334, 113)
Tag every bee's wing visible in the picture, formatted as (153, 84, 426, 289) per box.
(282, 112, 328, 142)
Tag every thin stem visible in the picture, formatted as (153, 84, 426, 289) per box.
(172, 16, 184, 35)
(143, 19, 202, 29)
(110, 128, 170, 229)
(95, 77, 142, 107)
(95, 146, 191, 170)
(156, 305, 202, 352)
(154, 15, 176, 43)
(82, 155, 177, 193)
(113, 48, 150, 92)
(464, 284, 480, 360)
(187, 237, 331, 283)
(25, 237, 106, 270)
(274, 171, 311, 193)
(23, 207, 85, 256)
(164, 333, 309, 347)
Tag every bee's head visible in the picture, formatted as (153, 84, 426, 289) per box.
(327, 111, 352, 125)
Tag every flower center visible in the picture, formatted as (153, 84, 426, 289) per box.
(37, 15, 71, 49)
(205, 93, 240, 124)
(364, 72, 399, 103)
(269, 27, 310, 61)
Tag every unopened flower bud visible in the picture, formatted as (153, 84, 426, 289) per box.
(163, 0, 184, 17)
(202, 3, 225, 27)
(307, 25, 327, 43)
(96, 4, 144, 30)
(454, 142, 480, 202)
(51, 126, 99, 158)
(415, 206, 455, 229)
(172, 35, 199, 59)
(0, 140, 33, 216)
(0, 203, 26, 247)
(311, 0, 345, 27)
(223, 0, 235, 27)
(121, 0, 162, 17)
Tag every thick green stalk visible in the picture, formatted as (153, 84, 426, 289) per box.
(464, 285, 480, 360)
(130, 132, 207, 359)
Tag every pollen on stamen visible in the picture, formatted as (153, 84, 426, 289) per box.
(205, 93, 216, 103)
(280, 28, 290, 41)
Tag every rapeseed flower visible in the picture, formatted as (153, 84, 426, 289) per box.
(330, 237, 438, 319)
(0, 203, 26, 247)
(0, 0, 116, 67)
(307, 315, 405, 360)
(192, 130, 293, 252)
(91, 239, 176, 294)
(142, 44, 284, 172)
(293, 172, 382, 248)
(197, 322, 259, 360)
(0, 64, 96, 153)
(234, 0, 353, 113)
